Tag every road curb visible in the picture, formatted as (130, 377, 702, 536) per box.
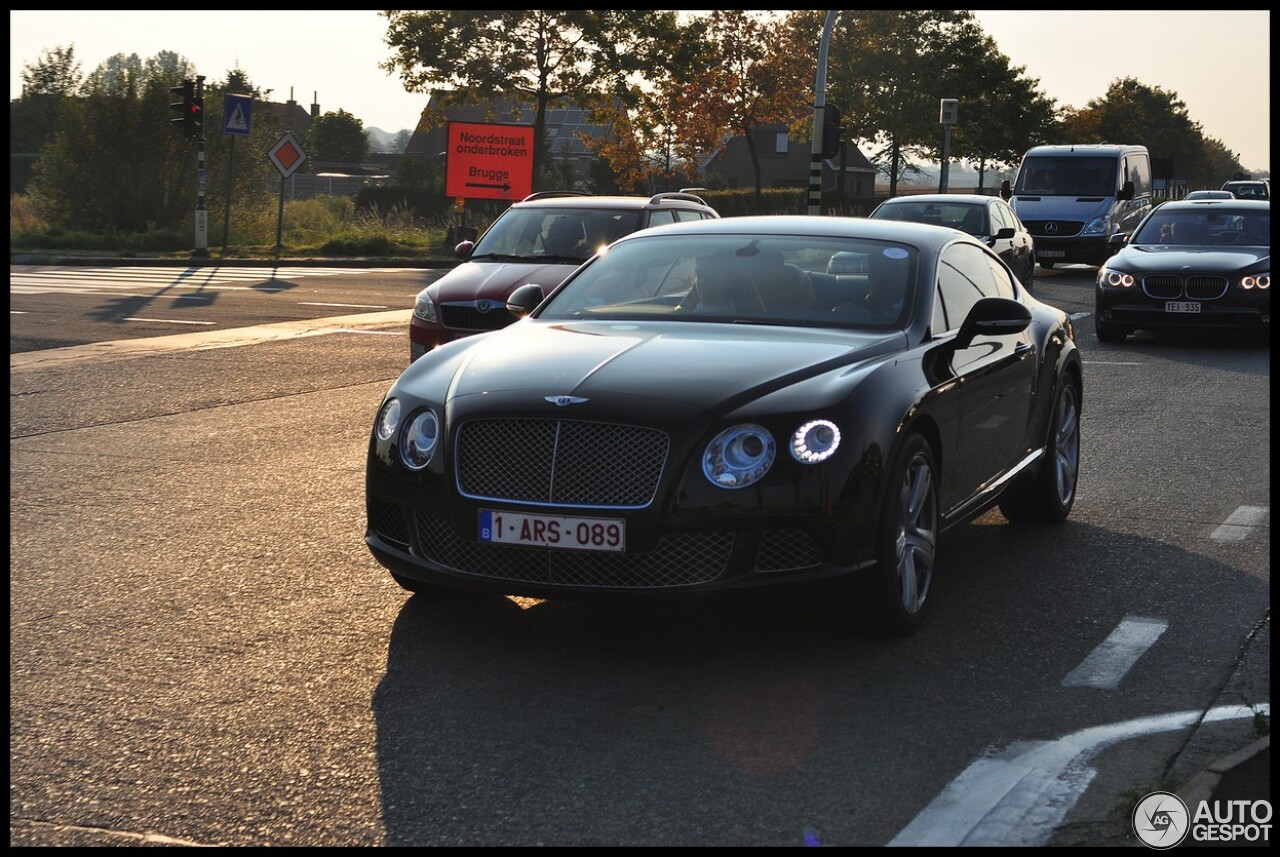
(1178, 734, 1270, 807)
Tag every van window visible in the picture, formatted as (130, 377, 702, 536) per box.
(1014, 157, 1117, 197)
(1124, 153, 1152, 196)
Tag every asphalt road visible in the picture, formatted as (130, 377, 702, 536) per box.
(9, 262, 1270, 846)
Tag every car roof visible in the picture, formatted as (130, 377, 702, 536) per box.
(512, 191, 716, 212)
(875, 194, 994, 205)
(1154, 199, 1270, 212)
(611, 213, 979, 254)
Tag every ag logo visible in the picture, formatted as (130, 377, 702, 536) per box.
(1133, 791, 1190, 849)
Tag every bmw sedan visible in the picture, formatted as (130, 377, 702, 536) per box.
(1095, 199, 1270, 342)
(367, 216, 1083, 635)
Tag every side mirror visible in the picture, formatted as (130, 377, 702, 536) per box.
(454, 240, 475, 260)
(506, 283, 545, 318)
(954, 297, 1031, 349)
(999, 179, 1012, 201)
(1109, 232, 1128, 248)
(994, 227, 1016, 240)
(1117, 180, 1135, 202)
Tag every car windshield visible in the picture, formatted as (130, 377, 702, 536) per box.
(539, 233, 919, 330)
(1014, 156, 1117, 197)
(471, 207, 643, 262)
(1223, 182, 1268, 200)
(874, 201, 987, 235)
(1132, 208, 1270, 246)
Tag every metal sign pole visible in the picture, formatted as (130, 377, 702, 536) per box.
(222, 136, 236, 253)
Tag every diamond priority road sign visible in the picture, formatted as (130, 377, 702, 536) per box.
(445, 120, 535, 201)
(267, 131, 307, 178)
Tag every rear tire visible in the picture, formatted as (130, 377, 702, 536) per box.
(865, 433, 939, 636)
(999, 379, 1080, 526)
(1039, 260, 1055, 269)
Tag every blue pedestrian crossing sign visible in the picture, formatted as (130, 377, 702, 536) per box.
(223, 94, 253, 136)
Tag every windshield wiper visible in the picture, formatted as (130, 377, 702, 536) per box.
(468, 252, 539, 262)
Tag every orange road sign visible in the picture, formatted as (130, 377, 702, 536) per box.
(445, 121, 535, 201)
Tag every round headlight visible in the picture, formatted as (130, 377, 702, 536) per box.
(1100, 268, 1135, 288)
(791, 419, 841, 463)
(400, 408, 440, 470)
(703, 424, 775, 489)
(375, 398, 401, 441)
(1242, 274, 1270, 290)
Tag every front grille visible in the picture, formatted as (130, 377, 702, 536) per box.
(440, 303, 516, 332)
(457, 419, 670, 508)
(370, 502, 411, 550)
(754, 529, 822, 573)
(415, 513, 731, 588)
(1143, 274, 1229, 301)
(1025, 220, 1084, 237)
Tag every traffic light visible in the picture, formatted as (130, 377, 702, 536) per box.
(170, 79, 194, 138)
(821, 104, 844, 159)
(189, 94, 204, 139)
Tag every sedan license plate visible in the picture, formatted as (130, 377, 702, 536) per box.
(1165, 301, 1201, 313)
(1038, 250, 1065, 258)
(479, 510, 625, 553)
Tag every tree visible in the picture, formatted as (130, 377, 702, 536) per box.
(12, 45, 84, 156)
(1059, 77, 1227, 190)
(927, 31, 1058, 190)
(307, 109, 370, 164)
(379, 10, 679, 190)
(684, 11, 811, 205)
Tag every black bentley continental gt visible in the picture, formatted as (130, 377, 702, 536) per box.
(1095, 198, 1270, 342)
(366, 216, 1084, 635)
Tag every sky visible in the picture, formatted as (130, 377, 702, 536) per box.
(9, 10, 1271, 172)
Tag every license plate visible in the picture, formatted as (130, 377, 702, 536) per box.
(1165, 301, 1201, 313)
(1039, 250, 1065, 258)
(478, 510, 625, 552)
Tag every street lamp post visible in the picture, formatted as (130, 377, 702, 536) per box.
(808, 11, 838, 216)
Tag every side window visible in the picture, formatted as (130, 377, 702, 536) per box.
(936, 246, 986, 332)
(989, 202, 1011, 232)
(646, 210, 678, 228)
(674, 209, 705, 223)
(981, 254, 1017, 299)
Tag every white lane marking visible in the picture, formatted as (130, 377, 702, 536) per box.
(1211, 505, 1269, 541)
(11, 310, 26, 314)
(9, 266, 394, 295)
(298, 302, 388, 309)
(10, 309, 412, 372)
(1062, 616, 1168, 690)
(889, 703, 1271, 847)
(123, 317, 216, 326)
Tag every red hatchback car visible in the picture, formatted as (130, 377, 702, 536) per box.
(409, 190, 719, 361)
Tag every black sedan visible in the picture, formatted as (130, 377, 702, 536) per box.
(366, 216, 1083, 635)
(868, 193, 1037, 291)
(1094, 199, 1270, 342)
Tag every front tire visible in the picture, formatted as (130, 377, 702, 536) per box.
(999, 379, 1080, 526)
(1095, 317, 1130, 343)
(1039, 259, 1055, 269)
(866, 433, 939, 636)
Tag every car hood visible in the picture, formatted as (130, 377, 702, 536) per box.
(1011, 195, 1112, 222)
(1110, 245, 1270, 273)
(430, 260, 582, 301)
(396, 320, 903, 416)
